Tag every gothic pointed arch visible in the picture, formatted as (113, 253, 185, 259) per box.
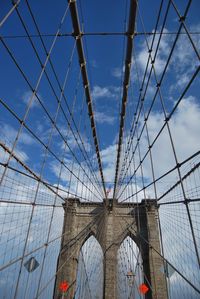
(75, 235, 104, 299)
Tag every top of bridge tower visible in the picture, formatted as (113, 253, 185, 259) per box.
(63, 197, 158, 210)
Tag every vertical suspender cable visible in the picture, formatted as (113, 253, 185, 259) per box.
(68, 0, 106, 198)
(113, 0, 137, 199)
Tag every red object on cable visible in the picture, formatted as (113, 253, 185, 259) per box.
(59, 281, 69, 292)
(139, 283, 149, 294)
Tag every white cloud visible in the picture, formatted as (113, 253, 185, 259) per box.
(172, 25, 200, 72)
(36, 122, 45, 134)
(50, 157, 103, 201)
(114, 24, 199, 83)
(12, 147, 29, 162)
(94, 111, 116, 125)
(59, 128, 91, 153)
(112, 28, 171, 82)
(111, 67, 123, 79)
(0, 123, 35, 146)
(136, 28, 171, 77)
(0, 124, 32, 162)
(50, 158, 72, 183)
(92, 86, 111, 99)
(135, 24, 200, 92)
(98, 96, 200, 200)
(100, 143, 117, 183)
(92, 85, 120, 100)
(111, 28, 172, 102)
(22, 90, 41, 109)
(170, 23, 200, 91)
(0, 145, 29, 163)
(144, 96, 200, 180)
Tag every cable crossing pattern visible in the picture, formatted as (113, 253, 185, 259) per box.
(0, 0, 199, 299)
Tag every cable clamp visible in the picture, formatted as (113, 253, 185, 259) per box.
(179, 16, 186, 22)
(80, 61, 86, 68)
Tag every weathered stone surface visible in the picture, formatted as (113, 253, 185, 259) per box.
(54, 199, 167, 299)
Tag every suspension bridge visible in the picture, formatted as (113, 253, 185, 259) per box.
(0, 0, 200, 298)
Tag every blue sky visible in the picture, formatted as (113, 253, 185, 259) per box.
(0, 1, 200, 298)
(0, 1, 199, 165)
(0, 0, 200, 192)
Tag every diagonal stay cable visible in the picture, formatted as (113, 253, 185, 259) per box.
(158, 161, 200, 202)
(0, 96, 101, 201)
(25, 0, 104, 197)
(116, 0, 169, 195)
(0, 0, 20, 27)
(36, 207, 105, 298)
(0, 2, 70, 185)
(116, 0, 165, 192)
(127, 224, 200, 295)
(68, 0, 106, 198)
(0, 161, 93, 203)
(114, 204, 200, 295)
(1, 2, 102, 200)
(0, 141, 64, 202)
(120, 150, 200, 202)
(113, 0, 137, 199)
(0, 205, 104, 273)
(117, 9, 200, 200)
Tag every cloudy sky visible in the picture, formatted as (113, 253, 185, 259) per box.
(0, 0, 199, 195)
(0, 0, 200, 298)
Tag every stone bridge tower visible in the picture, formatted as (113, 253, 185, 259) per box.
(54, 199, 168, 299)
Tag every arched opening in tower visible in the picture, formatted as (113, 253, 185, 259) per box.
(117, 236, 144, 299)
(75, 235, 104, 299)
